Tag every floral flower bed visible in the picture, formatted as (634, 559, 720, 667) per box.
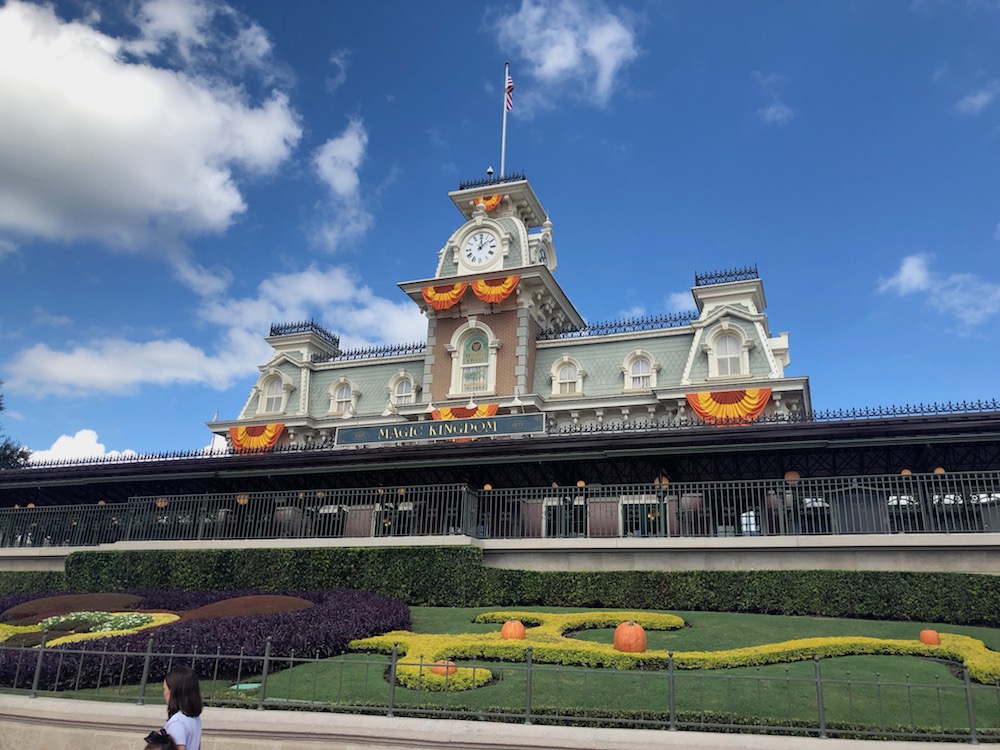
(351, 610, 1000, 689)
(0, 588, 410, 691)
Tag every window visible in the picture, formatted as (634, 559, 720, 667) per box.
(630, 358, 651, 389)
(549, 356, 585, 397)
(447, 320, 498, 397)
(622, 350, 658, 391)
(388, 372, 418, 407)
(328, 379, 357, 416)
(254, 369, 294, 416)
(334, 384, 352, 412)
(395, 379, 413, 404)
(263, 378, 283, 412)
(461, 331, 489, 392)
(558, 363, 578, 394)
(717, 334, 740, 376)
(703, 323, 752, 378)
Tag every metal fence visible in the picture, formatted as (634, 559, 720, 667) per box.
(2, 473, 1000, 549)
(1, 640, 996, 742)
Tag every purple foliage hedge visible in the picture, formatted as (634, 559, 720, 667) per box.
(0, 588, 409, 692)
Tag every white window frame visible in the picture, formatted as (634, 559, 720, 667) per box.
(446, 318, 499, 398)
(328, 378, 359, 417)
(388, 371, 418, 407)
(255, 368, 295, 416)
(622, 350, 659, 392)
(549, 355, 585, 397)
(702, 321, 754, 379)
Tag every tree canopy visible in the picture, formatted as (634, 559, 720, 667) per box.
(0, 381, 30, 469)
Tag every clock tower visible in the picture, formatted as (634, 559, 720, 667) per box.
(399, 175, 584, 409)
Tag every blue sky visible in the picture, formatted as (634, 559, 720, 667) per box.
(2, 0, 999, 461)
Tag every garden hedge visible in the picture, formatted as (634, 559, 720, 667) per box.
(0, 570, 66, 594)
(22, 546, 995, 626)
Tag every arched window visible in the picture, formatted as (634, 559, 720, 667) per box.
(328, 379, 358, 416)
(549, 356, 585, 397)
(447, 320, 499, 397)
(703, 322, 752, 378)
(389, 371, 418, 407)
(461, 331, 489, 392)
(622, 350, 658, 391)
(630, 358, 651, 389)
(395, 379, 413, 405)
(263, 378, 283, 412)
(254, 369, 295, 416)
(717, 334, 741, 376)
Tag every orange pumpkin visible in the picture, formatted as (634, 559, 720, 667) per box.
(500, 619, 526, 640)
(430, 659, 457, 675)
(613, 620, 647, 653)
(919, 629, 941, 645)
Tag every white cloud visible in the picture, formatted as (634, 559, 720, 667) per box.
(496, 0, 639, 109)
(0, 0, 301, 254)
(878, 254, 1000, 326)
(618, 305, 645, 318)
(665, 291, 693, 311)
(0, 239, 16, 259)
(753, 72, 795, 126)
(7, 265, 427, 398)
(27, 429, 138, 463)
(313, 118, 374, 251)
(878, 254, 933, 294)
(955, 80, 1000, 114)
(327, 49, 350, 92)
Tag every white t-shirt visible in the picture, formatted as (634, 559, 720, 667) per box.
(165, 711, 202, 750)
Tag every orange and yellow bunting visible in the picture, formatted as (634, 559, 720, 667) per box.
(229, 423, 285, 451)
(432, 403, 499, 420)
(471, 275, 519, 303)
(474, 194, 503, 212)
(685, 388, 771, 426)
(422, 282, 468, 310)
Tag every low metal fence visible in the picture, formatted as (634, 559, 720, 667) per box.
(1, 640, 997, 742)
(2, 473, 1000, 549)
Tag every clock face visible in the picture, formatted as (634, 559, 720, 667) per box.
(463, 231, 498, 266)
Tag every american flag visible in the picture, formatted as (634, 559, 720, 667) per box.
(505, 70, 514, 111)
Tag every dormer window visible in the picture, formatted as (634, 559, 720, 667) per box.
(717, 334, 741, 376)
(254, 368, 295, 416)
(263, 378, 283, 412)
(550, 356, 585, 397)
(328, 378, 358, 416)
(622, 350, 659, 391)
(389, 371, 418, 407)
(703, 322, 753, 378)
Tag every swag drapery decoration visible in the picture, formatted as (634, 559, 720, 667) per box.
(421, 276, 520, 309)
(685, 388, 771, 425)
(229, 423, 285, 451)
(474, 194, 503, 212)
(421, 282, 468, 311)
(432, 404, 500, 420)
(471, 275, 519, 303)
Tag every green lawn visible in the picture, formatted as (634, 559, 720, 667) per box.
(54, 607, 1000, 736)
(198, 607, 998, 736)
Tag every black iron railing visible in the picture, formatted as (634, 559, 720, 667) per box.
(458, 171, 527, 190)
(311, 342, 426, 364)
(694, 264, 759, 286)
(2, 473, 998, 549)
(268, 320, 340, 350)
(538, 311, 698, 339)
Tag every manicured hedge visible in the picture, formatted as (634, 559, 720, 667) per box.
(0, 570, 66, 595)
(57, 546, 1000, 626)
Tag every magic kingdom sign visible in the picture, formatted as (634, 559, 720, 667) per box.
(335, 413, 546, 446)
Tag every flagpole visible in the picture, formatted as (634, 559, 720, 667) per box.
(500, 62, 509, 178)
